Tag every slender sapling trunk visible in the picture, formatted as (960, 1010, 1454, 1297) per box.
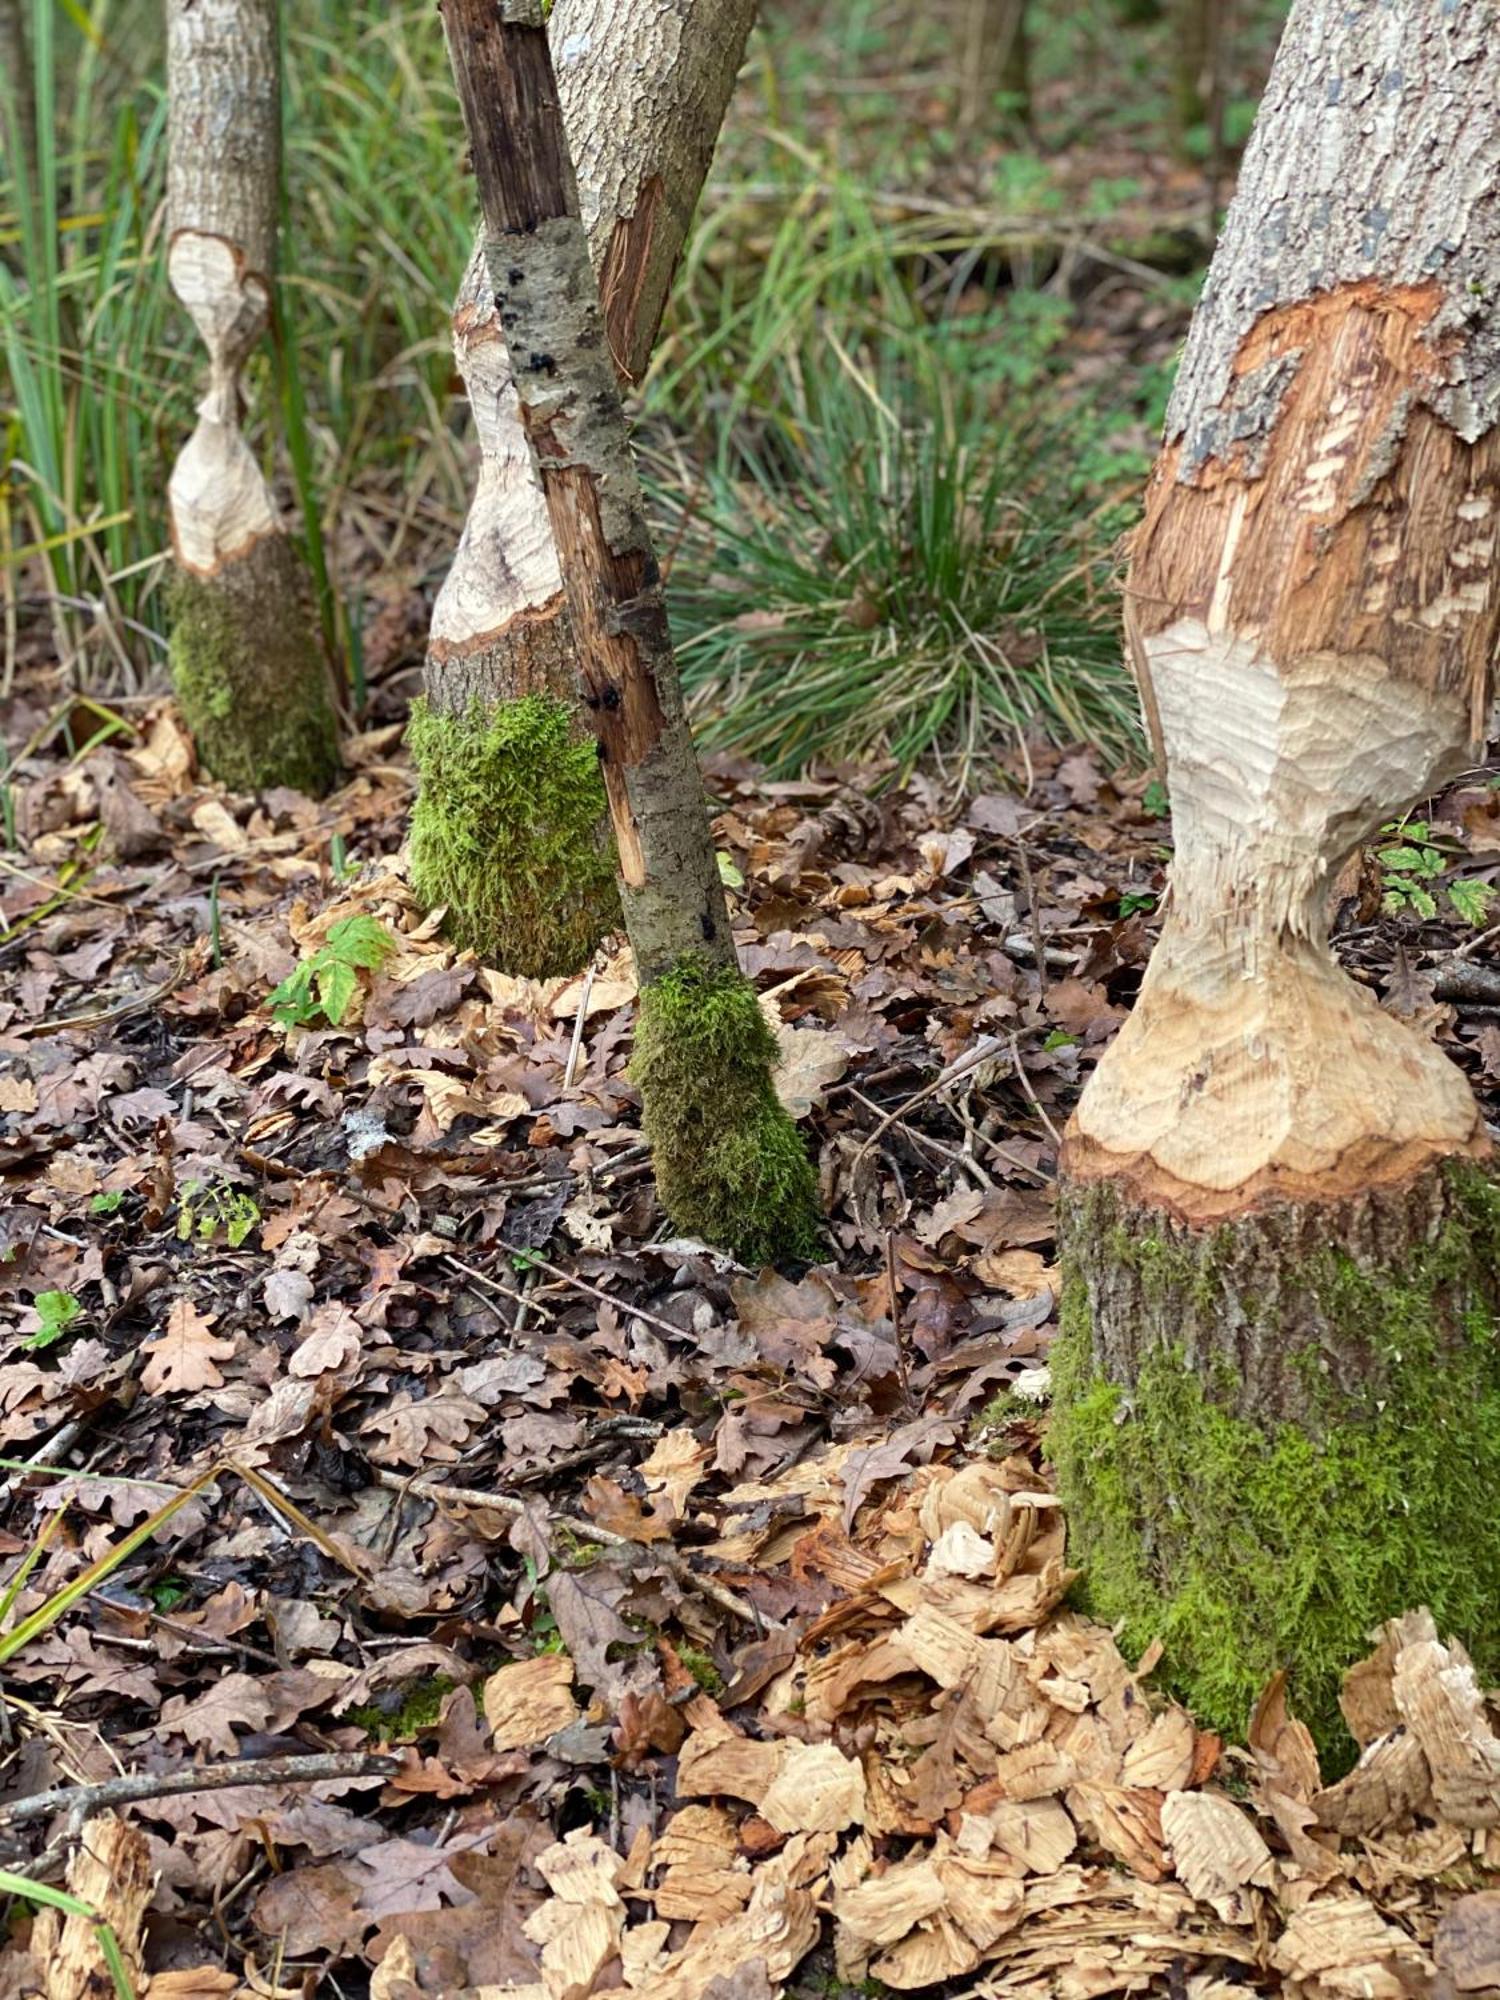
(165, 0, 339, 796)
(439, 0, 822, 1269)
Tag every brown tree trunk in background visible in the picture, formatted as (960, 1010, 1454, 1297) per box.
(0, 0, 38, 229)
(439, 0, 821, 1270)
(1171, 0, 1210, 152)
(410, 0, 756, 977)
(1050, 0, 1500, 1749)
(960, 0, 1030, 131)
(164, 0, 339, 797)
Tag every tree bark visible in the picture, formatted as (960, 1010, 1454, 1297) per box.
(1051, 0, 1500, 1749)
(165, 0, 339, 798)
(0, 0, 38, 240)
(411, 0, 755, 976)
(439, 0, 821, 1269)
(959, 0, 1030, 132)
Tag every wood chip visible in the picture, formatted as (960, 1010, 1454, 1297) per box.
(758, 1741, 867, 1834)
(1271, 1893, 1432, 1996)
(1313, 1726, 1431, 1839)
(959, 1797, 1076, 1876)
(1066, 1783, 1167, 1881)
(482, 1652, 580, 1752)
(1392, 1632, 1500, 1825)
(676, 1731, 783, 1808)
(1120, 1706, 1196, 1791)
(35, 1813, 151, 2000)
(1160, 1790, 1273, 1919)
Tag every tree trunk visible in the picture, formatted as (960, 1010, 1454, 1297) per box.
(165, 0, 339, 797)
(411, 0, 755, 977)
(960, 0, 1030, 132)
(439, 0, 821, 1270)
(0, 0, 38, 241)
(1051, 0, 1500, 1749)
(1170, 0, 1209, 153)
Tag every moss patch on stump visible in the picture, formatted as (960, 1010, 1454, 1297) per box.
(408, 693, 619, 978)
(632, 956, 824, 1267)
(168, 541, 340, 798)
(1049, 1162, 1500, 1755)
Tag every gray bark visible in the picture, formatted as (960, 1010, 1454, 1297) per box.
(1168, 0, 1500, 471)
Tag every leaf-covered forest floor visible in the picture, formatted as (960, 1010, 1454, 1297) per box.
(3, 664, 1500, 1997)
(9, 1, 1500, 1993)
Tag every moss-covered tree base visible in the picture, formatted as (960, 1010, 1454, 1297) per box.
(632, 956, 824, 1267)
(168, 537, 340, 798)
(408, 692, 619, 978)
(1049, 1160, 1500, 1754)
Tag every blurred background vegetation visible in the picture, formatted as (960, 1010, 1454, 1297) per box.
(0, 0, 1289, 788)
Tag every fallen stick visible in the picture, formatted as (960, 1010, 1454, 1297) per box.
(374, 1469, 759, 1628)
(0, 1750, 399, 1832)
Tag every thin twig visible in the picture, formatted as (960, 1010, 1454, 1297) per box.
(1007, 1033, 1064, 1150)
(562, 965, 595, 1091)
(850, 1037, 1009, 1173)
(0, 1751, 399, 1831)
(520, 1254, 696, 1340)
(885, 1228, 912, 1409)
(374, 1470, 759, 1627)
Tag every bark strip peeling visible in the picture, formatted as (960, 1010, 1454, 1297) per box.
(1069, 0, 1500, 1222)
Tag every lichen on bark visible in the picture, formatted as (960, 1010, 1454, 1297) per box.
(1049, 1162, 1500, 1754)
(168, 540, 340, 798)
(407, 692, 618, 977)
(632, 956, 824, 1267)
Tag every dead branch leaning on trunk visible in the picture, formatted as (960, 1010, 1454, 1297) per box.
(438, 0, 822, 1270)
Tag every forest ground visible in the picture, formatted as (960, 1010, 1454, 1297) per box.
(7, 0, 1500, 1994)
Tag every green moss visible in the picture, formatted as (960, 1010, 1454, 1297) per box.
(632, 955, 824, 1267)
(345, 1674, 454, 1742)
(677, 1643, 724, 1694)
(168, 560, 340, 797)
(408, 694, 618, 976)
(1050, 1165, 1500, 1757)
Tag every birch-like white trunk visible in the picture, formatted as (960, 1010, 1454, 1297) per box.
(165, 0, 338, 797)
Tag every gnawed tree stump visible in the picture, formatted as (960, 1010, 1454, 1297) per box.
(411, 0, 755, 975)
(1050, 0, 1500, 1748)
(165, 0, 339, 797)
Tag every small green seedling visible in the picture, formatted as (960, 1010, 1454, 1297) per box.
(24, 1291, 82, 1351)
(90, 1190, 125, 1216)
(1379, 820, 1497, 926)
(1141, 778, 1170, 819)
(268, 914, 396, 1027)
(1118, 889, 1156, 918)
(177, 1180, 260, 1249)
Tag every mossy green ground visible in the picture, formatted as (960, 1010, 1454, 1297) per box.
(1049, 1164, 1500, 1757)
(408, 694, 619, 977)
(168, 558, 340, 798)
(632, 956, 824, 1267)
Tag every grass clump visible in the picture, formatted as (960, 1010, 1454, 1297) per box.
(1049, 1165, 1500, 1759)
(408, 693, 618, 977)
(652, 308, 1147, 789)
(632, 956, 824, 1267)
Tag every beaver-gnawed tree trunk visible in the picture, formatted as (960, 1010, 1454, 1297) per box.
(411, 0, 755, 977)
(165, 0, 339, 797)
(439, 0, 821, 1268)
(1050, 0, 1500, 1750)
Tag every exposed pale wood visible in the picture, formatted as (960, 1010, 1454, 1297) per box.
(1067, 0, 1500, 1222)
(34, 1813, 152, 2000)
